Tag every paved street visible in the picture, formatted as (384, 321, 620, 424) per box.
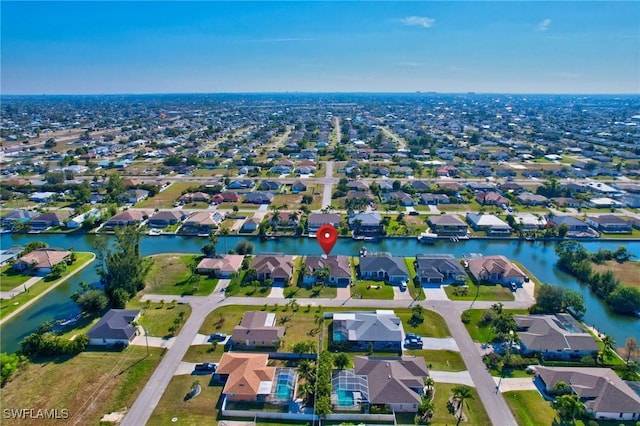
(123, 293, 530, 426)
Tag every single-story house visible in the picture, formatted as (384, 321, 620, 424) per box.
(332, 310, 404, 351)
(585, 215, 632, 233)
(382, 192, 415, 206)
(359, 252, 409, 285)
(291, 181, 307, 193)
(67, 208, 100, 229)
(13, 249, 72, 275)
(514, 213, 547, 230)
(87, 309, 140, 347)
(307, 213, 341, 234)
(29, 192, 57, 202)
(270, 212, 299, 230)
(244, 192, 273, 204)
(535, 367, 640, 421)
(230, 311, 285, 348)
(466, 213, 512, 236)
(181, 211, 219, 233)
(551, 197, 581, 208)
(250, 255, 294, 284)
(517, 193, 549, 206)
(227, 179, 255, 190)
(420, 193, 450, 205)
(349, 212, 384, 237)
(215, 353, 275, 402)
(0, 209, 37, 226)
(466, 255, 526, 286)
(514, 314, 599, 359)
(335, 356, 430, 413)
(104, 210, 149, 228)
(147, 210, 185, 228)
(30, 211, 70, 230)
(212, 192, 240, 204)
(179, 192, 211, 203)
(120, 189, 149, 204)
(241, 217, 260, 232)
(415, 254, 467, 287)
(196, 254, 244, 278)
(302, 255, 352, 286)
(0, 247, 23, 266)
(427, 214, 469, 237)
(259, 180, 281, 191)
(476, 191, 509, 206)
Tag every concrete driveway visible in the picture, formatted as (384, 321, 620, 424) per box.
(494, 377, 537, 392)
(268, 283, 285, 298)
(393, 286, 413, 301)
(174, 362, 198, 375)
(424, 287, 449, 300)
(336, 286, 351, 299)
(130, 334, 175, 349)
(429, 370, 474, 386)
(421, 337, 460, 351)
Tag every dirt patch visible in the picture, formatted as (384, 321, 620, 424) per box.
(592, 260, 640, 289)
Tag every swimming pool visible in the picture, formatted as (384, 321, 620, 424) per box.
(270, 368, 296, 401)
(336, 389, 355, 407)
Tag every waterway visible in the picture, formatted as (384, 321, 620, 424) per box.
(1, 233, 639, 354)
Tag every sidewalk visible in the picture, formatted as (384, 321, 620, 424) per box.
(0, 276, 42, 299)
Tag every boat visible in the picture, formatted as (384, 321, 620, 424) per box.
(363, 236, 377, 242)
(148, 229, 161, 236)
(417, 231, 438, 244)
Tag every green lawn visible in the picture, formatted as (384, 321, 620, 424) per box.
(182, 343, 226, 363)
(283, 256, 338, 298)
(135, 182, 194, 208)
(225, 270, 270, 297)
(428, 382, 490, 425)
(404, 349, 466, 371)
(462, 308, 529, 343)
(444, 279, 514, 302)
(504, 390, 555, 426)
(0, 252, 95, 319)
(144, 254, 218, 296)
(396, 308, 451, 338)
(351, 279, 395, 299)
(127, 299, 192, 339)
(404, 257, 425, 300)
(0, 346, 163, 426)
(0, 264, 32, 290)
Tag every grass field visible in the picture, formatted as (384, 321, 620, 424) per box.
(283, 256, 337, 298)
(351, 279, 395, 299)
(0, 252, 95, 319)
(127, 299, 192, 339)
(225, 270, 270, 297)
(135, 182, 194, 208)
(0, 346, 164, 426)
(271, 192, 322, 211)
(404, 257, 425, 300)
(463, 308, 529, 343)
(144, 254, 219, 296)
(504, 390, 556, 426)
(0, 264, 32, 290)
(396, 308, 451, 338)
(444, 279, 514, 302)
(592, 260, 640, 290)
(404, 349, 466, 371)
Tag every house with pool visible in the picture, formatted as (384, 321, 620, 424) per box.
(331, 310, 403, 351)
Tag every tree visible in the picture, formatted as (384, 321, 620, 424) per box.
(551, 381, 572, 396)
(44, 171, 65, 184)
(105, 172, 125, 203)
(21, 241, 48, 256)
(111, 288, 129, 309)
(297, 360, 315, 381)
(451, 385, 473, 426)
(601, 334, 616, 354)
(235, 240, 254, 255)
(1, 352, 26, 387)
(552, 394, 583, 423)
(75, 289, 108, 314)
(623, 337, 638, 365)
(47, 261, 67, 280)
(202, 233, 218, 257)
(73, 182, 92, 206)
(607, 286, 640, 315)
(99, 225, 151, 304)
(333, 353, 350, 370)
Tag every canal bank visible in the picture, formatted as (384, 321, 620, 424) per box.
(0, 233, 638, 353)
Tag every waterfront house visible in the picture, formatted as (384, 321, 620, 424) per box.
(466, 213, 512, 236)
(241, 217, 260, 232)
(250, 255, 294, 284)
(466, 255, 526, 286)
(585, 215, 632, 233)
(147, 210, 185, 228)
(181, 212, 219, 234)
(359, 252, 409, 285)
(13, 248, 71, 275)
(349, 211, 384, 237)
(1, 209, 37, 227)
(302, 255, 352, 286)
(548, 216, 596, 237)
(196, 254, 244, 278)
(514, 314, 599, 359)
(415, 254, 467, 287)
(67, 208, 100, 229)
(230, 311, 285, 348)
(331, 310, 403, 351)
(87, 309, 140, 347)
(535, 367, 640, 421)
(104, 210, 149, 228)
(30, 211, 69, 230)
(427, 214, 469, 237)
(307, 213, 341, 234)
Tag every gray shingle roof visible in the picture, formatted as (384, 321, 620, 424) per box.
(87, 309, 140, 341)
(354, 356, 429, 405)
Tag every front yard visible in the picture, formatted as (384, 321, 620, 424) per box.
(462, 308, 529, 343)
(127, 299, 192, 339)
(443, 279, 514, 302)
(404, 349, 466, 371)
(0, 264, 32, 290)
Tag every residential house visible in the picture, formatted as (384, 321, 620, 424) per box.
(345, 191, 375, 205)
(514, 213, 547, 230)
(551, 197, 581, 208)
(476, 191, 509, 206)
(270, 212, 299, 231)
(331, 310, 404, 351)
(517, 193, 549, 206)
(302, 255, 352, 286)
(13, 249, 71, 275)
(230, 311, 285, 348)
(349, 212, 384, 237)
(147, 210, 185, 228)
(514, 314, 599, 359)
(382, 192, 415, 206)
(1, 209, 37, 227)
(87, 309, 140, 347)
(181, 212, 219, 234)
(548, 216, 595, 237)
(104, 210, 148, 228)
(359, 252, 409, 285)
(244, 192, 273, 204)
(250, 255, 294, 284)
(467, 255, 527, 286)
(196, 254, 244, 278)
(259, 180, 281, 191)
(178, 192, 211, 203)
(466, 213, 512, 236)
(291, 181, 307, 193)
(334, 356, 430, 413)
(227, 179, 255, 190)
(419, 193, 450, 205)
(346, 181, 369, 192)
(120, 189, 149, 204)
(427, 214, 469, 237)
(241, 217, 260, 232)
(29, 211, 69, 230)
(0, 247, 23, 266)
(215, 353, 276, 402)
(415, 254, 467, 287)
(269, 165, 292, 175)
(29, 192, 57, 202)
(212, 192, 239, 204)
(499, 182, 524, 193)
(307, 213, 341, 234)
(67, 208, 100, 229)
(535, 367, 640, 421)
(409, 180, 430, 192)
(586, 215, 632, 233)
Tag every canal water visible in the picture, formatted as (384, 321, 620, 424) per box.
(1, 233, 638, 353)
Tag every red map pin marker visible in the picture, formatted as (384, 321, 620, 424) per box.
(317, 224, 338, 256)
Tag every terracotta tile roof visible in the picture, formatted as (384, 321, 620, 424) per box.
(217, 353, 275, 399)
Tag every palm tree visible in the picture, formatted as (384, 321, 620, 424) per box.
(297, 360, 315, 381)
(602, 334, 616, 358)
(425, 376, 435, 393)
(452, 385, 473, 426)
(314, 311, 324, 332)
(552, 394, 583, 424)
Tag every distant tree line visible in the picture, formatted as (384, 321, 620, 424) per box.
(555, 241, 640, 315)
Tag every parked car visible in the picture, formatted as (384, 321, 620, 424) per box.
(210, 332, 227, 342)
(406, 333, 422, 341)
(405, 338, 422, 349)
(194, 363, 216, 372)
(409, 211, 419, 216)
(509, 282, 518, 292)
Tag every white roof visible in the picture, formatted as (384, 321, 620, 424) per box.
(474, 214, 509, 227)
(515, 213, 547, 226)
(258, 380, 273, 395)
(590, 197, 621, 206)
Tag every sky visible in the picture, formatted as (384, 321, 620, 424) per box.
(1, 1, 639, 95)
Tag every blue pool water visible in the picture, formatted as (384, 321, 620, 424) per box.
(276, 384, 290, 399)
(336, 389, 354, 406)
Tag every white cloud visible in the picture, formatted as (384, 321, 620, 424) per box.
(537, 18, 551, 31)
(397, 62, 420, 67)
(400, 16, 435, 28)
